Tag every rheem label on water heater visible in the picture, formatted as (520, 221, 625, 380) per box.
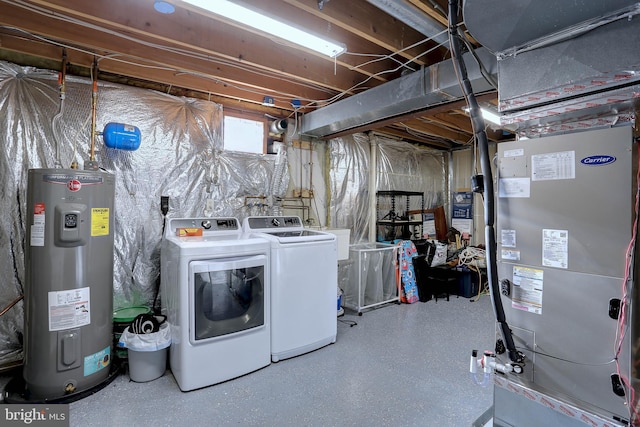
(48, 287, 90, 331)
(30, 202, 46, 246)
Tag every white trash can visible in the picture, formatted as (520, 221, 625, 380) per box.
(118, 322, 171, 382)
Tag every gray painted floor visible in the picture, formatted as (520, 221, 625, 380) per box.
(2, 295, 496, 426)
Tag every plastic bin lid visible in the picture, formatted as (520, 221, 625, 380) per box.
(113, 306, 151, 323)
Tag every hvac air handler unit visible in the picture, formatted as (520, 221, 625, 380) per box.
(22, 168, 115, 400)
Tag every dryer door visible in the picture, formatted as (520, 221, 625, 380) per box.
(189, 255, 266, 343)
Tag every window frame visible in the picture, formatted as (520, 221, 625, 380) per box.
(222, 110, 268, 154)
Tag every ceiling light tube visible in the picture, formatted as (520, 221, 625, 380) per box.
(463, 106, 502, 126)
(181, 0, 346, 58)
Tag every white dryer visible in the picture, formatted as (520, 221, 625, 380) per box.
(161, 218, 270, 391)
(242, 216, 337, 362)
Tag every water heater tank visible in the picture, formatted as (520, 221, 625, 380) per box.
(24, 168, 115, 399)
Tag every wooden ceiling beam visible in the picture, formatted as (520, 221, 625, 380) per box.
(220, 0, 418, 81)
(282, 0, 445, 67)
(396, 119, 471, 143)
(30, 0, 402, 88)
(374, 128, 452, 149)
(0, 33, 290, 113)
(407, 0, 449, 27)
(6, 0, 372, 97)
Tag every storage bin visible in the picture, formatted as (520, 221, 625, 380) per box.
(344, 243, 398, 315)
(456, 266, 481, 298)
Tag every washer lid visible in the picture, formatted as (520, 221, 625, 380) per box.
(260, 229, 335, 243)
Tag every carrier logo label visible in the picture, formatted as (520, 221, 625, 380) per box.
(67, 179, 81, 192)
(580, 155, 616, 166)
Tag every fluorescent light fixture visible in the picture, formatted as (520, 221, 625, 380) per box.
(480, 109, 502, 126)
(181, 0, 346, 58)
(463, 106, 502, 126)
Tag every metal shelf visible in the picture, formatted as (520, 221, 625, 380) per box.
(376, 191, 424, 242)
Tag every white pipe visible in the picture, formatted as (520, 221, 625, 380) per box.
(470, 350, 520, 387)
(369, 136, 378, 242)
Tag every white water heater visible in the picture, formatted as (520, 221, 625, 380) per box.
(24, 168, 115, 399)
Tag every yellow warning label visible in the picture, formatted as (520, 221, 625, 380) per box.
(91, 208, 110, 236)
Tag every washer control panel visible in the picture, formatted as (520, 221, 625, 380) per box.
(245, 216, 302, 230)
(166, 217, 240, 237)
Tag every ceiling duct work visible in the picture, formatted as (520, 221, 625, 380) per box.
(301, 47, 496, 139)
(366, 0, 449, 46)
(463, 0, 640, 135)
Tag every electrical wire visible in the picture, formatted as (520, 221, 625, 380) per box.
(4, 0, 333, 94)
(612, 142, 640, 425)
(300, 36, 452, 110)
(515, 345, 617, 367)
(448, 0, 521, 364)
(2, 0, 449, 111)
(344, 30, 446, 73)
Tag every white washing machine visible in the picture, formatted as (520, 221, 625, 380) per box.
(242, 216, 337, 362)
(161, 217, 270, 391)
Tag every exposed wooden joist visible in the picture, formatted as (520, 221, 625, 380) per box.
(395, 119, 471, 143)
(0, 33, 293, 116)
(25, 0, 392, 92)
(282, 0, 445, 67)
(0, 3, 344, 109)
(374, 127, 452, 149)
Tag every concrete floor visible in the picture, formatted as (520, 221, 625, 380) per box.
(2, 295, 496, 426)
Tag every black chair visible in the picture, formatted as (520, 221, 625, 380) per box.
(412, 255, 459, 302)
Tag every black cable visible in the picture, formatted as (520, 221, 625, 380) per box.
(448, 0, 521, 363)
(338, 318, 358, 327)
(153, 197, 170, 314)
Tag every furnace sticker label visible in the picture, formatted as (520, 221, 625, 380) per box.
(30, 202, 46, 247)
(512, 266, 543, 315)
(503, 148, 524, 157)
(48, 287, 90, 331)
(91, 208, 110, 237)
(542, 229, 568, 269)
(501, 229, 516, 247)
(501, 249, 520, 261)
(531, 151, 575, 181)
(498, 177, 530, 198)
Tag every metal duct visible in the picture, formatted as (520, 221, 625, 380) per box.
(300, 47, 496, 138)
(463, 0, 638, 54)
(461, 0, 640, 134)
(496, 10, 640, 112)
(366, 0, 448, 46)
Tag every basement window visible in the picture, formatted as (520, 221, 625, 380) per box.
(223, 112, 267, 154)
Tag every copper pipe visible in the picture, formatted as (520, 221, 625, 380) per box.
(0, 295, 23, 317)
(59, 48, 67, 95)
(90, 56, 98, 162)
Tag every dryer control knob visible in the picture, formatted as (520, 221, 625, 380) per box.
(272, 218, 280, 227)
(201, 220, 212, 229)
